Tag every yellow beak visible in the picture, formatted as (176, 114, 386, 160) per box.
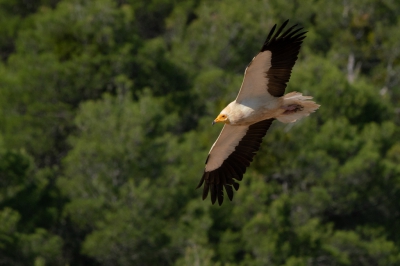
(213, 115, 227, 125)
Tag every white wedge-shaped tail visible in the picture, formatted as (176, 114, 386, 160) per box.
(276, 92, 320, 123)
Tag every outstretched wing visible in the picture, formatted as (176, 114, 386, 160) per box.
(236, 20, 306, 102)
(197, 119, 274, 205)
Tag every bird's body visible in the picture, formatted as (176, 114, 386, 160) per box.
(198, 20, 320, 205)
(222, 97, 279, 126)
(223, 91, 318, 126)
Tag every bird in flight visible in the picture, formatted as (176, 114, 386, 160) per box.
(197, 20, 320, 205)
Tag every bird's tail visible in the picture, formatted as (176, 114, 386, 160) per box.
(276, 92, 320, 123)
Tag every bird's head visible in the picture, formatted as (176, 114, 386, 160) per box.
(213, 112, 229, 125)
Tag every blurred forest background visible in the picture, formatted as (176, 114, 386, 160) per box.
(0, 0, 400, 265)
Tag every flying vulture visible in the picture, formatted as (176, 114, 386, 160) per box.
(197, 20, 320, 205)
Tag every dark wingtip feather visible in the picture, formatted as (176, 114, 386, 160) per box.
(280, 24, 298, 38)
(261, 20, 305, 54)
(292, 30, 307, 38)
(202, 182, 209, 200)
(217, 184, 224, 205)
(272, 20, 289, 40)
(197, 171, 210, 189)
(265, 24, 277, 43)
(224, 185, 234, 201)
(233, 182, 240, 191)
(210, 184, 217, 204)
(283, 27, 302, 39)
(196, 173, 205, 189)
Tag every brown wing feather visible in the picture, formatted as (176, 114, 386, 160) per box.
(197, 119, 274, 205)
(261, 20, 306, 97)
(234, 20, 306, 103)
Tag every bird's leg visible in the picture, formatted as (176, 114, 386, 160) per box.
(281, 104, 304, 114)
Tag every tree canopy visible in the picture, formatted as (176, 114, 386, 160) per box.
(0, 0, 399, 265)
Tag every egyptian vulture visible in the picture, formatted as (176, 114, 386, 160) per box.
(197, 20, 320, 205)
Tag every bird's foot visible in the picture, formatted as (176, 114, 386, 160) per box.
(282, 104, 303, 114)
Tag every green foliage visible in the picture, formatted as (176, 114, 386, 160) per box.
(0, 0, 399, 265)
(0, 141, 63, 265)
